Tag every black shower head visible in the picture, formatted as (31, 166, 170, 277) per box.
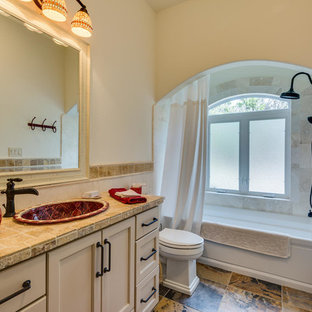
(280, 88, 300, 100)
(307, 116, 312, 124)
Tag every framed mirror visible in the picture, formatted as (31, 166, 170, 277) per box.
(0, 0, 90, 187)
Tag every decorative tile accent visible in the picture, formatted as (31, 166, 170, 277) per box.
(166, 279, 226, 312)
(283, 286, 312, 311)
(197, 263, 232, 285)
(0, 158, 62, 171)
(218, 286, 281, 312)
(229, 272, 281, 302)
(89, 162, 153, 179)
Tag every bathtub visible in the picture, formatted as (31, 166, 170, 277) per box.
(200, 206, 312, 293)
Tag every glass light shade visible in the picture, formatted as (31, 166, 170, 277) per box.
(71, 9, 93, 38)
(42, 0, 68, 22)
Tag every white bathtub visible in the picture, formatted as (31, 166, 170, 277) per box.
(200, 206, 312, 293)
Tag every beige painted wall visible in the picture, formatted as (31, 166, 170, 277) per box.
(155, 0, 312, 100)
(17, 0, 155, 166)
(86, 0, 155, 165)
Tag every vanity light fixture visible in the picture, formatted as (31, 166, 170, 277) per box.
(22, 0, 93, 37)
(24, 23, 43, 34)
(52, 37, 68, 47)
(71, 1, 93, 38)
(0, 9, 10, 17)
(280, 72, 312, 100)
(42, 0, 68, 22)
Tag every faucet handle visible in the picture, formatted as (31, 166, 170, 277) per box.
(7, 178, 23, 183)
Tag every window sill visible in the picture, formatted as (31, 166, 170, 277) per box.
(205, 191, 290, 202)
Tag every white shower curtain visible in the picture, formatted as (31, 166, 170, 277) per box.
(154, 76, 209, 235)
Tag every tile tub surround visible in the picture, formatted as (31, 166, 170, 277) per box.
(154, 263, 312, 312)
(0, 193, 163, 271)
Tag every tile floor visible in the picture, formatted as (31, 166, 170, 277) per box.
(154, 263, 312, 312)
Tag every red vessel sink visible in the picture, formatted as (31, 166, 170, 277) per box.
(14, 200, 109, 224)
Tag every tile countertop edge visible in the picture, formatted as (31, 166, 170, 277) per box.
(0, 194, 164, 271)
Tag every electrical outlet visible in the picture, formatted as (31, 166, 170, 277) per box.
(8, 147, 22, 157)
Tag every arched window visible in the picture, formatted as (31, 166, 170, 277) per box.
(207, 94, 290, 197)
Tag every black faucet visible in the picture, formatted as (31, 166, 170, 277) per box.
(1, 178, 39, 217)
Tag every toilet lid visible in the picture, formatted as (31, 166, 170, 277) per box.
(159, 228, 204, 248)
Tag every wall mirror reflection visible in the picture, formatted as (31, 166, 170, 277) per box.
(0, 9, 80, 172)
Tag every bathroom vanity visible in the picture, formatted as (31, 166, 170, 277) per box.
(0, 195, 162, 312)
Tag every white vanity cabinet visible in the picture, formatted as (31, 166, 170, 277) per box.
(47, 217, 135, 312)
(0, 255, 46, 312)
(135, 207, 160, 312)
(101, 217, 135, 312)
(47, 231, 102, 312)
(0, 205, 160, 312)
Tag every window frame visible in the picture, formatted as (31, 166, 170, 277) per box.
(207, 94, 291, 199)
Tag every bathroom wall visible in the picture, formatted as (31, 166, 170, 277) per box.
(87, 0, 155, 165)
(0, 0, 156, 207)
(17, 0, 155, 166)
(155, 0, 312, 100)
(2, 171, 153, 213)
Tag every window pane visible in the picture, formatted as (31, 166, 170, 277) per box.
(249, 119, 285, 194)
(209, 122, 239, 190)
(209, 97, 289, 115)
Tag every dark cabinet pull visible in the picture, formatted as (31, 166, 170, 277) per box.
(104, 239, 111, 273)
(140, 248, 157, 261)
(140, 287, 157, 303)
(96, 242, 104, 278)
(141, 217, 158, 227)
(0, 280, 31, 305)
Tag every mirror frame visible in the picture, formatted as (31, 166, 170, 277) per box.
(0, 0, 90, 188)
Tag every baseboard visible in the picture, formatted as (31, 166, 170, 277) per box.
(198, 256, 312, 294)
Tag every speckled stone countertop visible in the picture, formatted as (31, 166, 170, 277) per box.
(0, 193, 164, 271)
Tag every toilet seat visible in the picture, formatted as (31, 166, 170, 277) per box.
(159, 228, 204, 249)
(159, 228, 204, 258)
(160, 242, 204, 258)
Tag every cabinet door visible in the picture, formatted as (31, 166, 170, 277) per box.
(48, 231, 102, 312)
(18, 296, 46, 312)
(102, 217, 135, 312)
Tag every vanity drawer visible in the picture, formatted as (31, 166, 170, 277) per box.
(136, 207, 159, 240)
(136, 229, 159, 284)
(0, 255, 46, 312)
(19, 296, 46, 312)
(136, 266, 159, 312)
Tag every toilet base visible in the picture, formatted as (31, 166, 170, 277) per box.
(162, 258, 200, 295)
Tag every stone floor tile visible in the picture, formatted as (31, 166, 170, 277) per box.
(283, 286, 312, 311)
(165, 280, 226, 312)
(229, 272, 282, 301)
(218, 286, 281, 312)
(196, 263, 232, 285)
(154, 296, 199, 312)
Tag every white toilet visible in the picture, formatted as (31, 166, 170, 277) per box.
(159, 228, 204, 295)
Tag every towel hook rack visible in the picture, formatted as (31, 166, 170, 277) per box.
(28, 117, 57, 133)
